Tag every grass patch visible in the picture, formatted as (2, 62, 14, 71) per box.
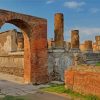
(41, 84, 100, 100)
(2, 95, 25, 100)
(95, 62, 100, 66)
(0, 94, 33, 100)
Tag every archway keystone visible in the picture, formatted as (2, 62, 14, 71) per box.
(0, 9, 49, 84)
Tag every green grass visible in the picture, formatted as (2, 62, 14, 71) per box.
(95, 62, 100, 66)
(1, 95, 25, 100)
(0, 95, 33, 100)
(41, 84, 100, 100)
(0, 84, 99, 100)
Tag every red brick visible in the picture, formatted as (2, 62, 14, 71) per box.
(0, 9, 49, 84)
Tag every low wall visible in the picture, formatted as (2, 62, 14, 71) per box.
(0, 53, 24, 77)
(65, 66, 100, 97)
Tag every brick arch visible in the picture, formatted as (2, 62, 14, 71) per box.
(0, 9, 49, 84)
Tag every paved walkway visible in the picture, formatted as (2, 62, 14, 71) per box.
(0, 79, 48, 96)
(0, 73, 49, 96)
(0, 73, 70, 100)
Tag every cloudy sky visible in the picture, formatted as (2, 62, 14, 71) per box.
(0, 0, 100, 43)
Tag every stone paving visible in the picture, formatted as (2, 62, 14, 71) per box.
(0, 73, 70, 100)
(0, 79, 49, 96)
(0, 73, 49, 96)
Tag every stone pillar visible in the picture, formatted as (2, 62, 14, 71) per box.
(17, 37, 24, 51)
(84, 40, 93, 53)
(95, 36, 100, 52)
(54, 13, 64, 48)
(71, 30, 80, 52)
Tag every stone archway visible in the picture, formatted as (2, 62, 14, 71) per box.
(0, 9, 49, 84)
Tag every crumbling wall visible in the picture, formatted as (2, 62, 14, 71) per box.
(65, 67, 100, 97)
(0, 30, 24, 77)
(0, 52, 24, 77)
(48, 49, 73, 81)
(0, 30, 18, 56)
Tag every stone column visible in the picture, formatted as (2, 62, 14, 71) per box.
(17, 37, 24, 51)
(84, 40, 93, 53)
(95, 36, 100, 52)
(71, 30, 80, 52)
(54, 13, 64, 48)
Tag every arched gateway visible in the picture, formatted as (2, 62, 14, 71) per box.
(0, 9, 49, 84)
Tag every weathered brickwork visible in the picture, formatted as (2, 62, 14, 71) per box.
(54, 13, 64, 47)
(84, 40, 93, 52)
(65, 67, 100, 97)
(71, 30, 80, 49)
(0, 67, 23, 77)
(0, 9, 49, 84)
(0, 30, 18, 55)
(95, 36, 100, 52)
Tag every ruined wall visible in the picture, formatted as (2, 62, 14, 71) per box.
(65, 67, 100, 97)
(0, 30, 24, 77)
(0, 30, 18, 55)
(0, 52, 24, 77)
(48, 49, 73, 81)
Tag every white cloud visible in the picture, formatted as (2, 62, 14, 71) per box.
(72, 27, 100, 35)
(90, 8, 100, 14)
(64, 1, 85, 9)
(46, 0, 55, 4)
(65, 27, 100, 43)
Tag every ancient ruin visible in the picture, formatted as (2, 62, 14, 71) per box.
(95, 36, 100, 52)
(84, 40, 93, 53)
(54, 13, 64, 47)
(0, 9, 49, 84)
(0, 9, 100, 91)
(71, 30, 80, 52)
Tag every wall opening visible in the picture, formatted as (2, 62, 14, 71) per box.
(0, 19, 31, 83)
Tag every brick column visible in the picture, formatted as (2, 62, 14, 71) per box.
(54, 13, 64, 48)
(84, 40, 93, 53)
(30, 22, 49, 84)
(95, 36, 100, 52)
(71, 30, 80, 52)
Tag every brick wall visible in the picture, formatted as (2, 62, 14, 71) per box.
(65, 67, 100, 97)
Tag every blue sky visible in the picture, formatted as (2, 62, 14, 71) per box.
(0, 0, 100, 43)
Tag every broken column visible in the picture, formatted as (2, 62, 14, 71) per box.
(71, 30, 80, 52)
(95, 36, 100, 52)
(54, 13, 64, 48)
(84, 40, 93, 53)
